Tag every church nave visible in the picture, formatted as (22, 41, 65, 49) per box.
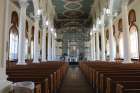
(0, 0, 140, 93)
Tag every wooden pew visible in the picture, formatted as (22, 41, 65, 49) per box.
(99, 71, 140, 93)
(116, 82, 140, 93)
(106, 76, 140, 93)
(79, 61, 140, 93)
(7, 62, 68, 93)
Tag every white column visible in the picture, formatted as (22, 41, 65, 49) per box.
(101, 15, 106, 61)
(96, 32, 100, 60)
(93, 33, 96, 60)
(41, 25, 47, 62)
(0, 0, 12, 92)
(47, 26, 52, 61)
(122, 1, 131, 63)
(33, 19, 40, 63)
(109, 16, 114, 61)
(17, 1, 28, 65)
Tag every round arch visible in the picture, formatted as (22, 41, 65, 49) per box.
(118, 19, 124, 59)
(112, 25, 116, 59)
(25, 20, 29, 59)
(128, 9, 139, 59)
(31, 26, 35, 59)
(9, 11, 19, 61)
(105, 30, 110, 59)
(128, 9, 136, 25)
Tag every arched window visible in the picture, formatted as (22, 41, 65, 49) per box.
(9, 11, 19, 60)
(106, 30, 110, 58)
(25, 20, 29, 59)
(38, 31, 42, 59)
(128, 9, 139, 59)
(31, 41, 34, 59)
(118, 19, 124, 59)
(112, 37, 116, 59)
(106, 40, 110, 57)
(31, 26, 34, 59)
(113, 25, 116, 59)
(106, 28, 116, 59)
(119, 33, 124, 58)
(130, 25, 139, 59)
(128, 9, 136, 25)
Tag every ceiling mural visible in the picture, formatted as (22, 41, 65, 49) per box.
(64, 21, 82, 27)
(64, 2, 82, 10)
(63, 10, 83, 18)
(52, 0, 94, 29)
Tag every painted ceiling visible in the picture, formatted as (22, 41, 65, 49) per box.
(52, 0, 94, 29)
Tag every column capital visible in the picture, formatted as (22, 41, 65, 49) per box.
(92, 32, 96, 37)
(18, 0, 29, 8)
(42, 16, 48, 28)
(122, 0, 129, 6)
(101, 15, 105, 27)
(95, 31, 99, 34)
(101, 14, 105, 20)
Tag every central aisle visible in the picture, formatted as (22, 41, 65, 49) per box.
(59, 65, 93, 93)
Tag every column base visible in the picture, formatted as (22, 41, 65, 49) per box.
(0, 68, 12, 93)
(47, 60, 52, 61)
(41, 59, 47, 62)
(0, 80, 12, 93)
(33, 60, 39, 63)
(17, 62, 27, 65)
(109, 58, 115, 62)
(101, 58, 106, 61)
(122, 60, 133, 64)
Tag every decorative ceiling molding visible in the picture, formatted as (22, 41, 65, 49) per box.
(64, 21, 82, 26)
(52, 0, 94, 29)
(64, 2, 82, 10)
(63, 10, 83, 18)
(62, 0, 82, 3)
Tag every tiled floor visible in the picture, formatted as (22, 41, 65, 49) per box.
(59, 65, 94, 93)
